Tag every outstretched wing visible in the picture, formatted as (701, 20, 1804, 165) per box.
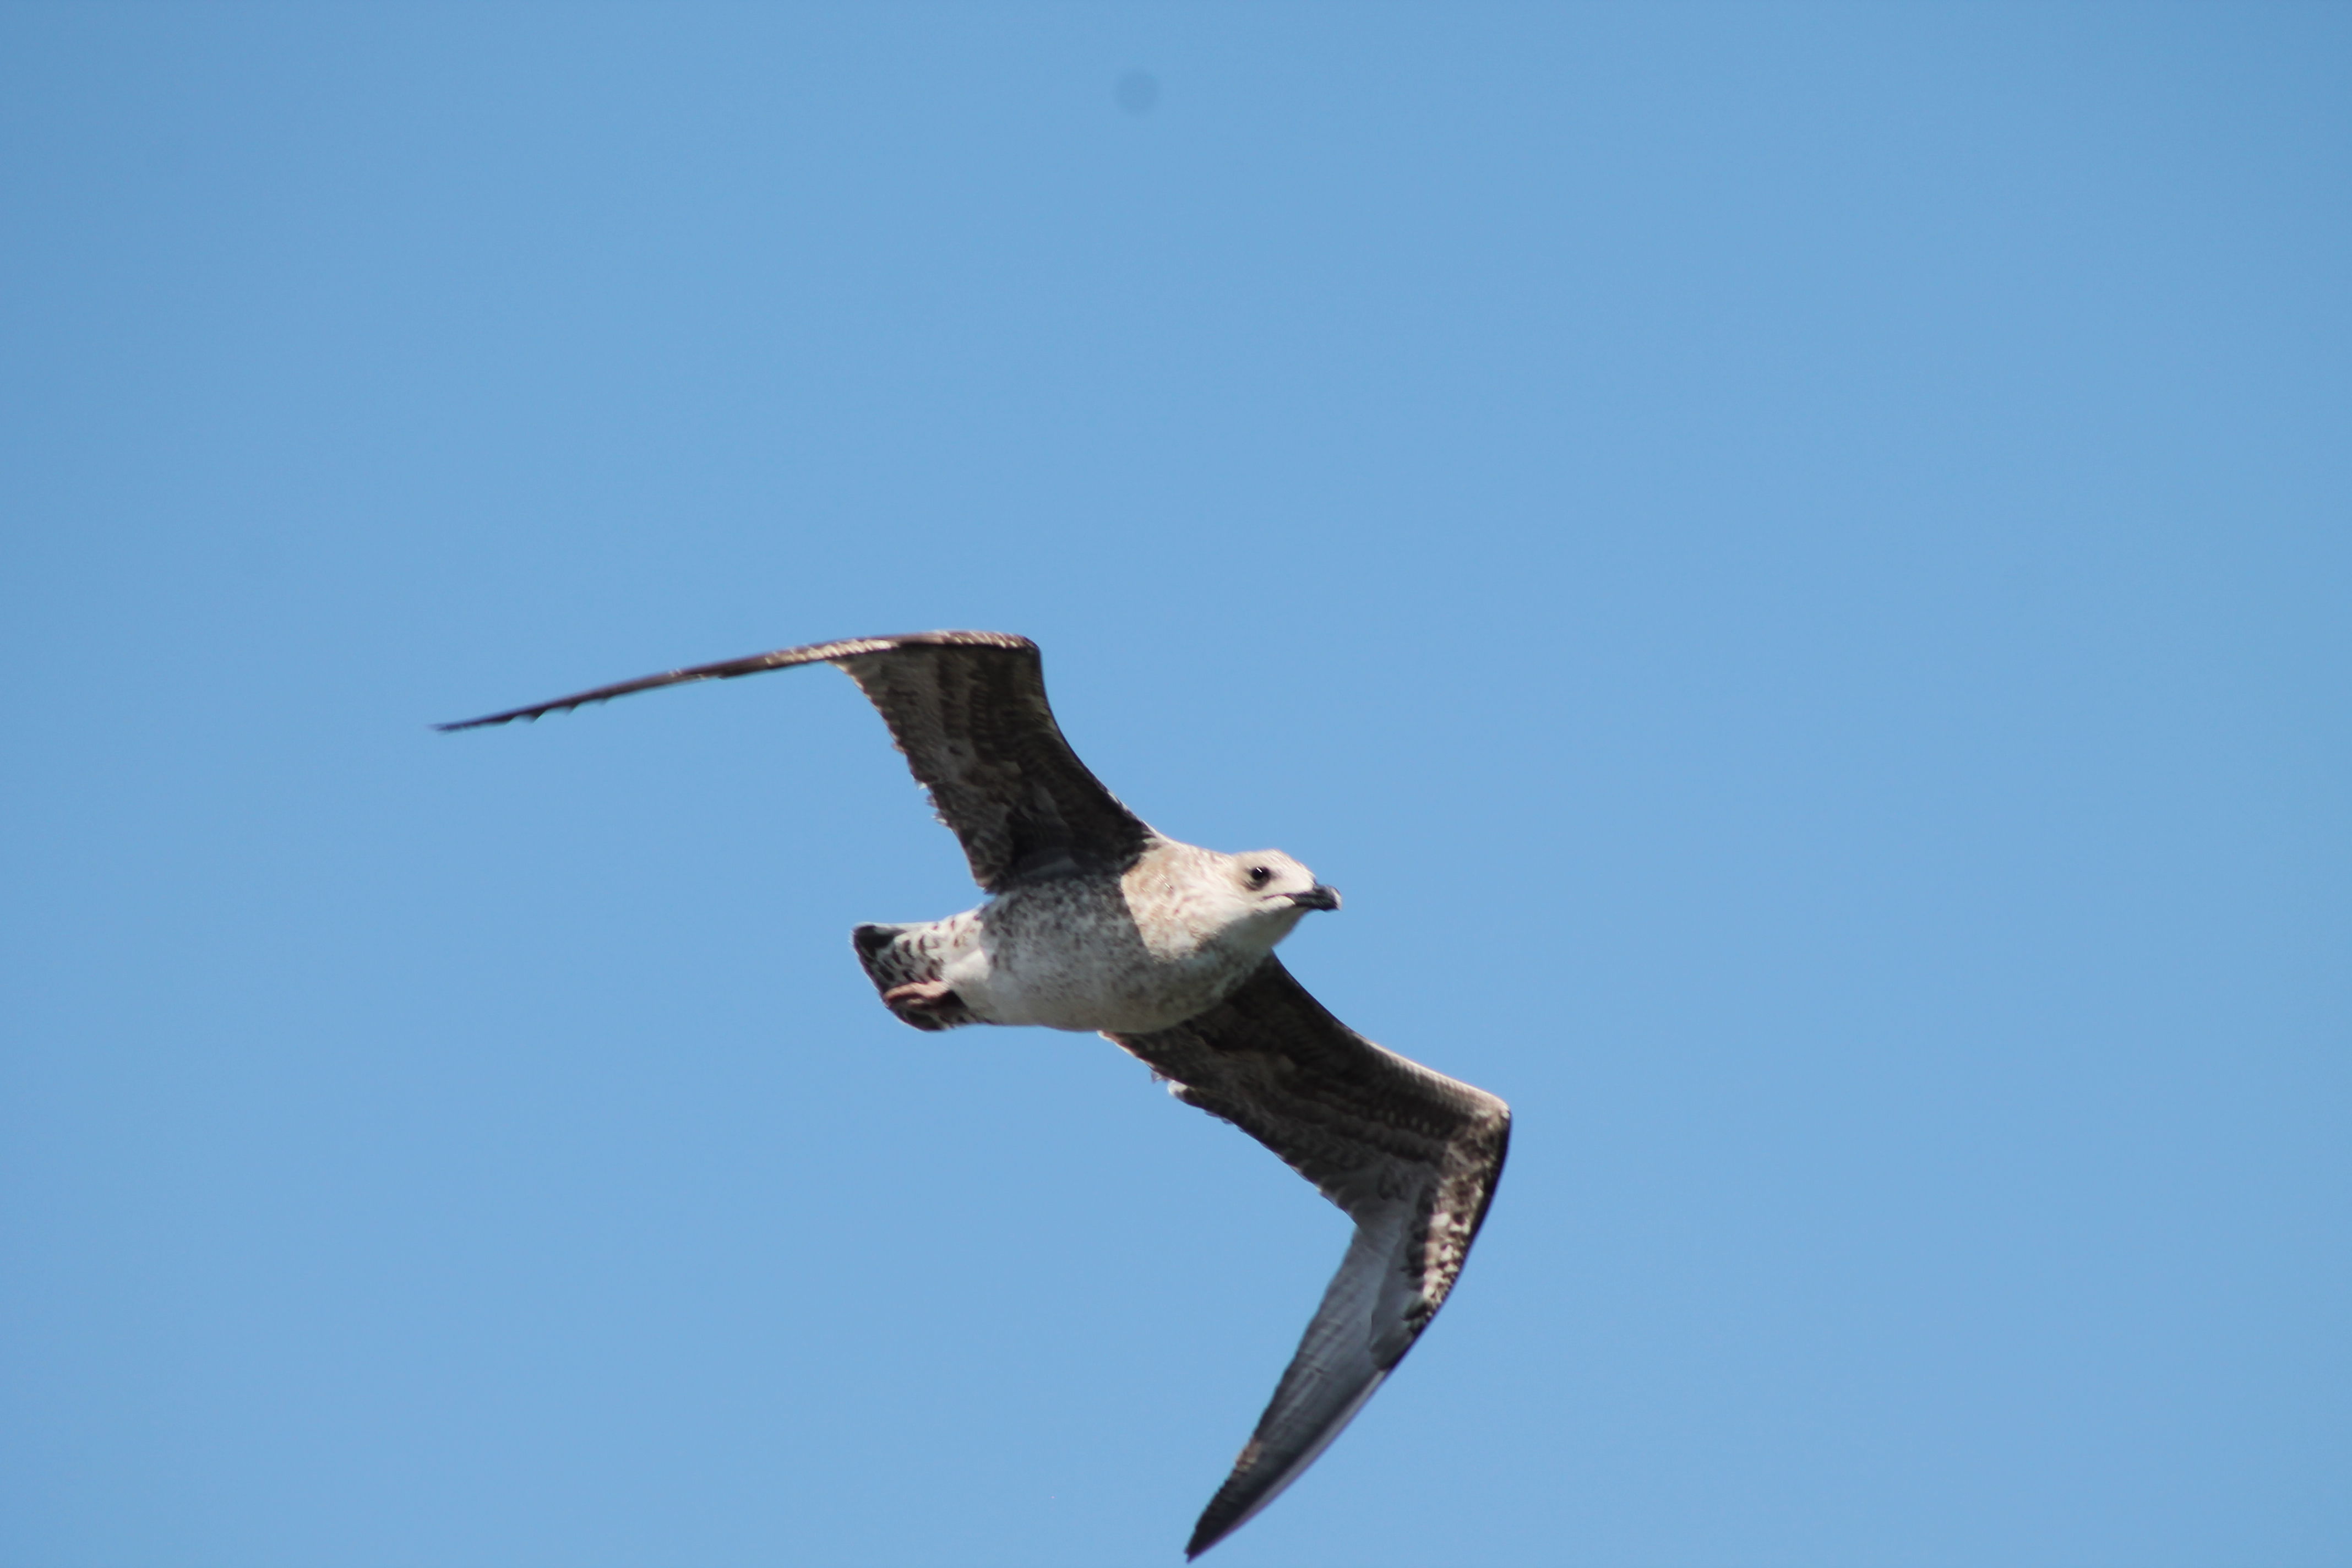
(1104, 959, 1511, 1558)
(438, 630, 1156, 890)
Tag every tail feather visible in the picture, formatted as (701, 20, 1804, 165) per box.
(853, 922, 978, 1031)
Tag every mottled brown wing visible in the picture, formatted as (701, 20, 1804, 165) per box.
(437, 630, 1156, 890)
(1104, 958, 1511, 1559)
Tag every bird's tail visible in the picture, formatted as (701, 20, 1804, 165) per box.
(852, 921, 980, 1031)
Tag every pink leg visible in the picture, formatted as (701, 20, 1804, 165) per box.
(884, 979, 958, 1012)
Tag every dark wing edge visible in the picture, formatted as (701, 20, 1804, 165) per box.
(435, 630, 1155, 889)
(1103, 958, 1512, 1559)
(432, 631, 1028, 732)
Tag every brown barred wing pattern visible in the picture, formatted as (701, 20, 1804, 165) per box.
(437, 631, 1156, 890)
(1106, 957, 1511, 1559)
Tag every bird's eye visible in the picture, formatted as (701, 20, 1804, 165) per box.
(1246, 865, 1271, 888)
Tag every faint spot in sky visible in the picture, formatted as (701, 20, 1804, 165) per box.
(1115, 70, 1158, 115)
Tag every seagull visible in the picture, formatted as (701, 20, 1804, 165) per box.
(440, 630, 1510, 1558)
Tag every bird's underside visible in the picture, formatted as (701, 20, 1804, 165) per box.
(440, 631, 1510, 1557)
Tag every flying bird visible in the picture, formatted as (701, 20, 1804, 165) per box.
(440, 630, 1510, 1558)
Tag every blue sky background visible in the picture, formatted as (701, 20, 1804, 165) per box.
(3, 5, 2346, 1565)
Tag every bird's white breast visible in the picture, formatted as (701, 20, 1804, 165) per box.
(946, 848, 1295, 1034)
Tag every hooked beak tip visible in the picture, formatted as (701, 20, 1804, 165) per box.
(1287, 884, 1342, 912)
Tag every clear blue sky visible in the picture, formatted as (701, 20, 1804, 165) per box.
(3, 5, 2346, 1565)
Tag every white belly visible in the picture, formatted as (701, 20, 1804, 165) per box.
(944, 879, 1268, 1034)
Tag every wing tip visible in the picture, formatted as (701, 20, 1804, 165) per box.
(1178, 1471, 1288, 1558)
(1184, 1506, 1237, 1559)
(1179, 1363, 1393, 1558)
(432, 630, 1040, 734)
(432, 701, 585, 732)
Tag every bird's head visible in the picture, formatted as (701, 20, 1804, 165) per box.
(1226, 850, 1341, 925)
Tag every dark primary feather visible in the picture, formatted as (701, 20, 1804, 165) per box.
(437, 631, 1155, 890)
(1107, 959, 1511, 1558)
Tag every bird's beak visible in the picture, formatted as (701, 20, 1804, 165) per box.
(1286, 885, 1342, 912)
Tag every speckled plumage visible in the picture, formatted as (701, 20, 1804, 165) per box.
(440, 631, 1510, 1559)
